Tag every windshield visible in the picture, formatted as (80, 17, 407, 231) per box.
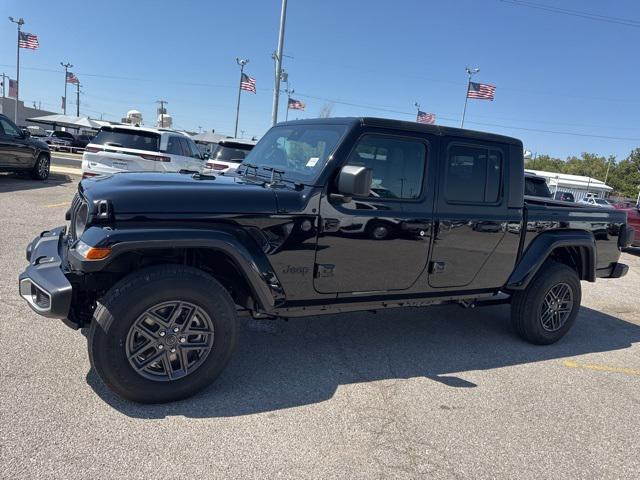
(91, 128, 160, 152)
(242, 124, 348, 182)
(212, 144, 252, 163)
(595, 199, 610, 205)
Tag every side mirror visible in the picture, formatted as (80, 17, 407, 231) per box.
(21, 129, 31, 138)
(337, 165, 372, 197)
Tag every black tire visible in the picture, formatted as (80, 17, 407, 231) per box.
(366, 221, 392, 240)
(30, 153, 50, 180)
(88, 264, 238, 403)
(511, 260, 581, 345)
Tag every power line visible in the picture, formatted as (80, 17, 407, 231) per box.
(294, 91, 640, 142)
(499, 0, 640, 28)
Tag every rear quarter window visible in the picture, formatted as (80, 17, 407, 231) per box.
(445, 144, 503, 204)
(91, 129, 160, 152)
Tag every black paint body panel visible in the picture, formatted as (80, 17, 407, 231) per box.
(19, 117, 630, 320)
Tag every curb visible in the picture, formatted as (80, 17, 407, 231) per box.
(51, 166, 82, 176)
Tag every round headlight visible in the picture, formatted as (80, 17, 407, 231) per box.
(74, 202, 89, 238)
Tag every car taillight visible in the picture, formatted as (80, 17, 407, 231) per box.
(84, 146, 102, 153)
(210, 163, 227, 170)
(82, 172, 98, 179)
(139, 154, 171, 162)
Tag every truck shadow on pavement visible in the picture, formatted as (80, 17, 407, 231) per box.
(86, 305, 640, 418)
(0, 173, 75, 194)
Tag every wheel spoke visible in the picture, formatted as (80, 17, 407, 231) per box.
(131, 348, 164, 372)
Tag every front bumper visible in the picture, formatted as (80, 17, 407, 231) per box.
(18, 226, 73, 319)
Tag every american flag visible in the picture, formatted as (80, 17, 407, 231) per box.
(288, 98, 305, 110)
(18, 32, 39, 49)
(417, 110, 435, 124)
(467, 82, 496, 100)
(66, 72, 79, 84)
(9, 79, 17, 98)
(240, 73, 256, 93)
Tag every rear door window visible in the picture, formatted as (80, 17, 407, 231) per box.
(185, 138, 203, 158)
(177, 137, 194, 157)
(445, 144, 503, 204)
(91, 129, 160, 152)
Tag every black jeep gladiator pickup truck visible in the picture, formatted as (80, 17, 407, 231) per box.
(19, 117, 634, 403)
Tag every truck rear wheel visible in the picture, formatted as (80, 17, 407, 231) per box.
(88, 265, 238, 403)
(510, 260, 581, 345)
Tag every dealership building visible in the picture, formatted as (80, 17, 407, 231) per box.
(525, 169, 613, 201)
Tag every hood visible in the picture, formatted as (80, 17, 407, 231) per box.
(80, 171, 278, 215)
(29, 137, 49, 150)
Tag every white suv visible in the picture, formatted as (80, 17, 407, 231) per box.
(82, 125, 206, 178)
(202, 138, 256, 174)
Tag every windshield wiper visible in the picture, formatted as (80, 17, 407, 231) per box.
(262, 166, 285, 184)
(240, 163, 259, 177)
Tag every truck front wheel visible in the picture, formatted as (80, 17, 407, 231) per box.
(88, 265, 238, 403)
(510, 260, 581, 345)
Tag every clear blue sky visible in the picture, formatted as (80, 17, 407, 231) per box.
(1, 0, 638, 159)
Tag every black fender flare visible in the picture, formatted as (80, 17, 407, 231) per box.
(505, 230, 596, 290)
(70, 226, 284, 311)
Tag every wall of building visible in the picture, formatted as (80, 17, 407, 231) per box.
(0, 97, 57, 127)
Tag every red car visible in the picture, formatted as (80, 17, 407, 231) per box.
(623, 206, 640, 246)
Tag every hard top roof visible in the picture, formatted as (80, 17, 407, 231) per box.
(279, 117, 522, 146)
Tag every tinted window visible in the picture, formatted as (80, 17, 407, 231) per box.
(525, 176, 552, 198)
(185, 138, 203, 158)
(166, 136, 184, 155)
(0, 117, 20, 137)
(212, 144, 250, 163)
(53, 131, 74, 139)
(346, 135, 426, 200)
(178, 137, 194, 157)
(91, 129, 160, 152)
(446, 144, 502, 203)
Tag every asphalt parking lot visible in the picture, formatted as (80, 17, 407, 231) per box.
(1, 173, 639, 480)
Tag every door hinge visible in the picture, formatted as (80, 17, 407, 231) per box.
(429, 261, 446, 274)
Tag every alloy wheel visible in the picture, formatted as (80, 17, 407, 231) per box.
(125, 301, 215, 382)
(539, 282, 574, 332)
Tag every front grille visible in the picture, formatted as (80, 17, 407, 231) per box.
(68, 193, 83, 243)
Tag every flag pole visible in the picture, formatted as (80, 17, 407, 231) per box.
(9, 17, 25, 123)
(461, 66, 479, 128)
(76, 81, 80, 117)
(61, 62, 73, 115)
(235, 58, 248, 138)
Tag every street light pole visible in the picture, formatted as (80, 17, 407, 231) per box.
(9, 16, 25, 123)
(60, 62, 72, 115)
(234, 58, 248, 138)
(461, 66, 479, 128)
(271, 0, 288, 126)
